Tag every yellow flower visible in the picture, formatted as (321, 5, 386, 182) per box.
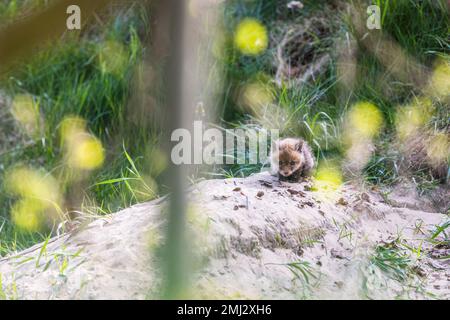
(11, 199, 45, 232)
(234, 18, 268, 55)
(11, 94, 41, 136)
(59, 116, 105, 171)
(428, 58, 450, 99)
(147, 147, 168, 176)
(5, 167, 61, 208)
(395, 97, 435, 140)
(239, 81, 274, 112)
(315, 163, 343, 191)
(67, 134, 105, 170)
(426, 132, 450, 167)
(59, 116, 86, 145)
(348, 101, 383, 138)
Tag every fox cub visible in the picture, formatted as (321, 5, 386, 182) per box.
(270, 138, 315, 182)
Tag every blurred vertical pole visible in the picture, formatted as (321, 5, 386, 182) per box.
(148, 0, 223, 298)
(160, 0, 188, 299)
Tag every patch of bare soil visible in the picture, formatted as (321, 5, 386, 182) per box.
(0, 172, 448, 299)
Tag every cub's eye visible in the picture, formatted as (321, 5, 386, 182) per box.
(290, 161, 296, 166)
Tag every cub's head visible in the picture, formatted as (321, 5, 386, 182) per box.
(271, 138, 304, 177)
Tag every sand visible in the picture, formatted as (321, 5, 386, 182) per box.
(0, 172, 448, 299)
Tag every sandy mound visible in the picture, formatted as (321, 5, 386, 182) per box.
(0, 172, 448, 300)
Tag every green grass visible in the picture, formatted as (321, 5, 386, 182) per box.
(364, 235, 447, 299)
(429, 220, 450, 249)
(219, 0, 448, 185)
(0, 272, 18, 300)
(432, 221, 450, 238)
(0, 2, 158, 256)
(266, 259, 321, 298)
(370, 243, 412, 282)
(285, 260, 321, 286)
(0, 0, 448, 258)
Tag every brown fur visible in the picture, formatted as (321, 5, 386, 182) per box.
(271, 138, 315, 182)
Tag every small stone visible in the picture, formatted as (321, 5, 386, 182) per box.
(360, 192, 370, 202)
(304, 201, 314, 207)
(331, 248, 345, 259)
(287, 189, 306, 197)
(259, 180, 273, 188)
(287, 1, 304, 10)
(213, 195, 229, 200)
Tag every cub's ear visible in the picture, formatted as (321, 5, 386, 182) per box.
(295, 139, 303, 151)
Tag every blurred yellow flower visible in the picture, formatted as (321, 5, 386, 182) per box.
(5, 167, 61, 208)
(347, 101, 383, 138)
(426, 132, 450, 167)
(98, 41, 128, 76)
(6, 167, 62, 231)
(59, 116, 86, 145)
(67, 134, 105, 170)
(234, 18, 268, 55)
(396, 98, 434, 140)
(147, 147, 168, 177)
(11, 199, 45, 232)
(239, 81, 274, 113)
(428, 58, 450, 99)
(10, 94, 41, 136)
(313, 161, 343, 202)
(59, 116, 105, 171)
(314, 162, 343, 192)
